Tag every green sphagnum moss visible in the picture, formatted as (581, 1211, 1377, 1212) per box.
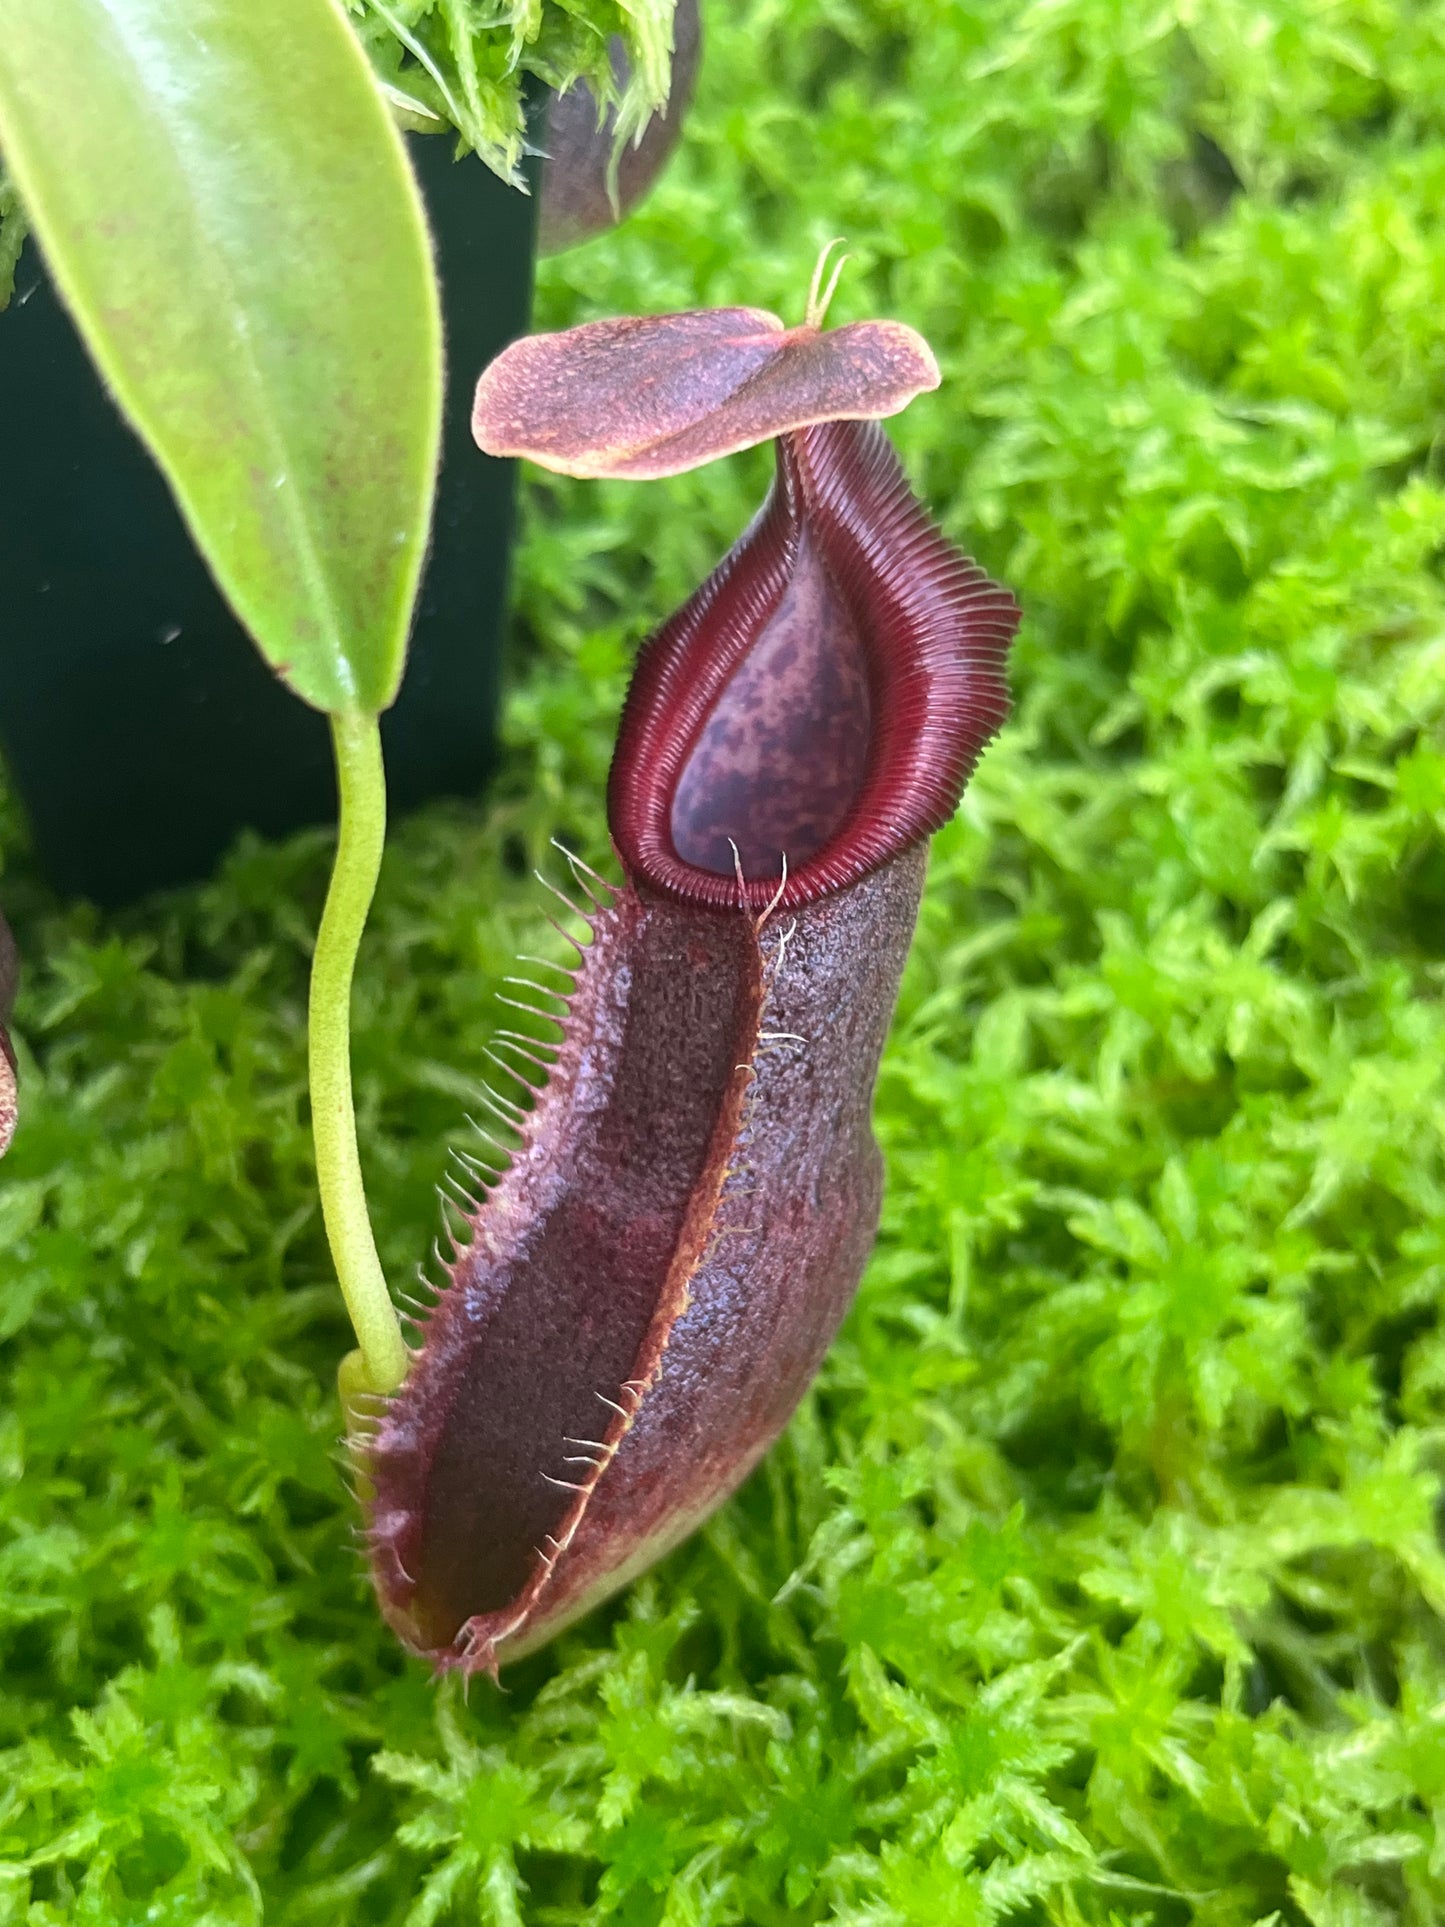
(347, 0, 676, 184)
(5, 0, 1445, 1918)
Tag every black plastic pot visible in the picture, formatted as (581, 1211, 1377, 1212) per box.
(0, 132, 538, 907)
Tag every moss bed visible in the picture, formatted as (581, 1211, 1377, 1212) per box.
(6, 0, 1445, 1918)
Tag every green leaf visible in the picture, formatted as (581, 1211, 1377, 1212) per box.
(0, 0, 442, 716)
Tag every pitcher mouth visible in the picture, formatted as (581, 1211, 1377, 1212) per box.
(607, 419, 1018, 912)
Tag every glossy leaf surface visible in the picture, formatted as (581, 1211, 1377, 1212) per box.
(0, 0, 442, 715)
